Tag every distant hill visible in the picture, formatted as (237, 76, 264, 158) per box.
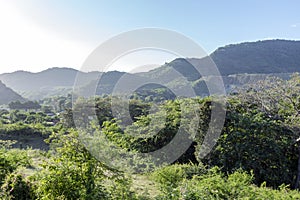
(78, 71, 149, 97)
(210, 39, 300, 75)
(0, 81, 25, 105)
(140, 40, 300, 81)
(1, 39, 300, 100)
(0, 68, 101, 99)
(0, 67, 101, 91)
(135, 40, 300, 95)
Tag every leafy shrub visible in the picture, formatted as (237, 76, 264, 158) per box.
(0, 148, 31, 185)
(151, 163, 207, 196)
(0, 123, 50, 136)
(32, 130, 109, 200)
(0, 173, 34, 200)
(182, 169, 300, 199)
(105, 176, 140, 200)
(206, 102, 298, 187)
(154, 167, 300, 199)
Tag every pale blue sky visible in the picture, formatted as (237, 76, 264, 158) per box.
(0, 0, 299, 73)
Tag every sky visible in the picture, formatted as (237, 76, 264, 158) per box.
(0, 0, 300, 74)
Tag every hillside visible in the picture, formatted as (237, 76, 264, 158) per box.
(0, 81, 25, 105)
(1, 39, 300, 100)
(210, 39, 300, 75)
(78, 71, 149, 97)
(141, 39, 300, 80)
(0, 68, 101, 99)
(0, 67, 101, 91)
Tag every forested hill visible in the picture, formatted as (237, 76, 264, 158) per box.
(210, 39, 300, 75)
(143, 39, 300, 79)
(0, 81, 25, 104)
(1, 39, 300, 100)
(136, 39, 300, 82)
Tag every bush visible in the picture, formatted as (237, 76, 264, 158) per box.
(105, 176, 140, 200)
(151, 163, 207, 196)
(31, 130, 109, 200)
(0, 173, 34, 200)
(154, 167, 300, 200)
(206, 108, 298, 187)
(0, 149, 31, 185)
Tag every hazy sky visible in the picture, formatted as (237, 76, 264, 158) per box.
(0, 0, 300, 74)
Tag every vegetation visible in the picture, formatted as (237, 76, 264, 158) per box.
(8, 100, 41, 110)
(151, 165, 300, 199)
(2, 73, 300, 199)
(211, 39, 300, 75)
(1, 40, 300, 100)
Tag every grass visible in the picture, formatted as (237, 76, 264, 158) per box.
(131, 173, 160, 198)
(19, 149, 48, 177)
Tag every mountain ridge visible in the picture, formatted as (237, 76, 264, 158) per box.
(1, 39, 300, 100)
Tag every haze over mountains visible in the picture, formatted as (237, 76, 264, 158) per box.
(1, 39, 300, 101)
(0, 81, 25, 104)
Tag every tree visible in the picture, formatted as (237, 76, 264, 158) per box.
(226, 74, 300, 187)
(207, 102, 298, 187)
(8, 101, 22, 110)
(33, 129, 112, 199)
(8, 101, 41, 110)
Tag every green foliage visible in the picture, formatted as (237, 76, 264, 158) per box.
(0, 173, 34, 200)
(69, 96, 151, 129)
(60, 108, 75, 128)
(0, 109, 59, 126)
(32, 130, 110, 199)
(105, 176, 140, 200)
(39, 94, 72, 113)
(154, 166, 300, 200)
(3, 75, 300, 198)
(0, 123, 50, 135)
(212, 74, 300, 188)
(0, 149, 31, 185)
(151, 163, 207, 196)
(9, 100, 41, 110)
(211, 40, 300, 75)
(151, 164, 186, 193)
(31, 129, 143, 199)
(101, 98, 195, 155)
(207, 105, 298, 187)
(130, 83, 176, 102)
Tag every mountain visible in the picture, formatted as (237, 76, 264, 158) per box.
(0, 68, 101, 99)
(210, 39, 300, 75)
(135, 39, 300, 95)
(1, 39, 300, 100)
(0, 67, 101, 91)
(0, 81, 25, 105)
(140, 40, 300, 81)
